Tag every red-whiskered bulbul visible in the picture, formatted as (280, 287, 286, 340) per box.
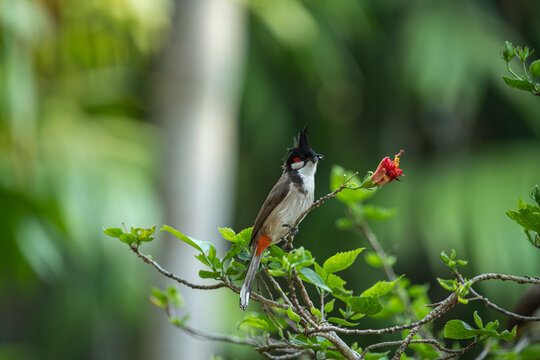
(240, 126, 323, 310)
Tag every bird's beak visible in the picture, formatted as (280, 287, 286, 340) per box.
(310, 153, 324, 163)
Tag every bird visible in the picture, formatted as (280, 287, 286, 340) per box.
(239, 125, 323, 310)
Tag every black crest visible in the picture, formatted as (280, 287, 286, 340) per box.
(285, 125, 317, 167)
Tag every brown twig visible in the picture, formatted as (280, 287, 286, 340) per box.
(360, 338, 472, 359)
(131, 245, 225, 290)
(260, 351, 311, 360)
(165, 307, 257, 346)
(287, 277, 319, 328)
(434, 340, 478, 360)
(474, 340, 494, 360)
(391, 325, 420, 360)
(263, 269, 293, 307)
(311, 331, 360, 360)
(292, 268, 315, 310)
(309, 292, 459, 336)
(455, 272, 540, 322)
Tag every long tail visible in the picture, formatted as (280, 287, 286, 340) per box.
(239, 252, 263, 311)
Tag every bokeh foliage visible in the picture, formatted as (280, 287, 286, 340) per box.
(0, 0, 168, 358)
(1, 0, 540, 359)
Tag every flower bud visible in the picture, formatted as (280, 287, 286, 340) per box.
(371, 150, 404, 186)
(502, 41, 515, 63)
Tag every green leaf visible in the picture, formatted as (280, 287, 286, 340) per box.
(444, 320, 477, 339)
(323, 248, 364, 274)
(348, 296, 382, 315)
(208, 245, 216, 260)
(324, 350, 347, 360)
(363, 205, 397, 221)
(314, 262, 327, 280)
(507, 200, 540, 233)
(166, 286, 184, 307)
(268, 245, 286, 258)
(327, 317, 359, 327)
(437, 278, 457, 291)
(330, 165, 376, 204)
(119, 233, 137, 244)
(150, 287, 168, 308)
(499, 326, 517, 341)
(335, 217, 353, 230)
(364, 351, 390, 360)
(238, 251, 251, 261)
(310, 307, 322, 319)
(161, 225, 214, 254)
(473, 311, 483, 329)
(218, 227, 236, 242)
(238, 317, 269, 330)
(502, 76, 536, 91)
(195, 253, 210, 267)
(198, 270, 220, 279)
(531, 185, 540, 206)
(444, 319, 517, 341)
(364, 252, 396, 269)
(530, 60, 540, 78)
(440, 250, 450, 263)
(324, 299, 335, 313)
(365, 252, 383, 268)
(299, 267, 331, 291)
(169, 317, 183, 326)
(502, 41, 516, 62)
(223, 243, 243, 261)
(485, 320, 499, 332)
(287, 306, 301, 324)
(104, 227, 124, 238)
(288, 247, 314, 269)
(361, 277, 402, 298)
(268, 269, 286, 277)
(350, 313, 365, 320)
(236, 227, 253, 246)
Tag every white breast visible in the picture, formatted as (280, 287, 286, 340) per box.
(263, 161, 318, 243)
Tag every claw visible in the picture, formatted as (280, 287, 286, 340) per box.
(282, 224, 299, 236)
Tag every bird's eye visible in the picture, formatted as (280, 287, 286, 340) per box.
(293, 157, 302, 162)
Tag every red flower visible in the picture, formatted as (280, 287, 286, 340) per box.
(372, 150, 404, 186)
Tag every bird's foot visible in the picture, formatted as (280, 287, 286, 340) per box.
(282, 224, 299, 236)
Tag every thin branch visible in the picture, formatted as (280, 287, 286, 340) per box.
(311, 331, 360, 360)
(287, 276, 319, 328)
(284, 171, 359, 250)
(263, 269, 293, 308)
(320, 292, 326, 321)
(470, 273, 540, 286)
(292, 268, 315, 310)
(455, 272, 540, 322)
(261, 351, 310, 360)
(165, 307, 257, 346)
(469, 288, 540, 322)
(360, 338, 471, 359)
(311, 292, 459, 336)
(391, 325, 420, 360)
(257, 343, 306, 352)
(434, 340, 478, 360)
(475, 340, 494, 360)
(131, 245, 225, 290)
(226, 282, 291, 310)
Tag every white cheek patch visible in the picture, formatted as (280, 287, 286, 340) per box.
(291, 161, 304, 170)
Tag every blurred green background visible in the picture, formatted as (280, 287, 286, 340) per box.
(1, 0, 539, 359)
